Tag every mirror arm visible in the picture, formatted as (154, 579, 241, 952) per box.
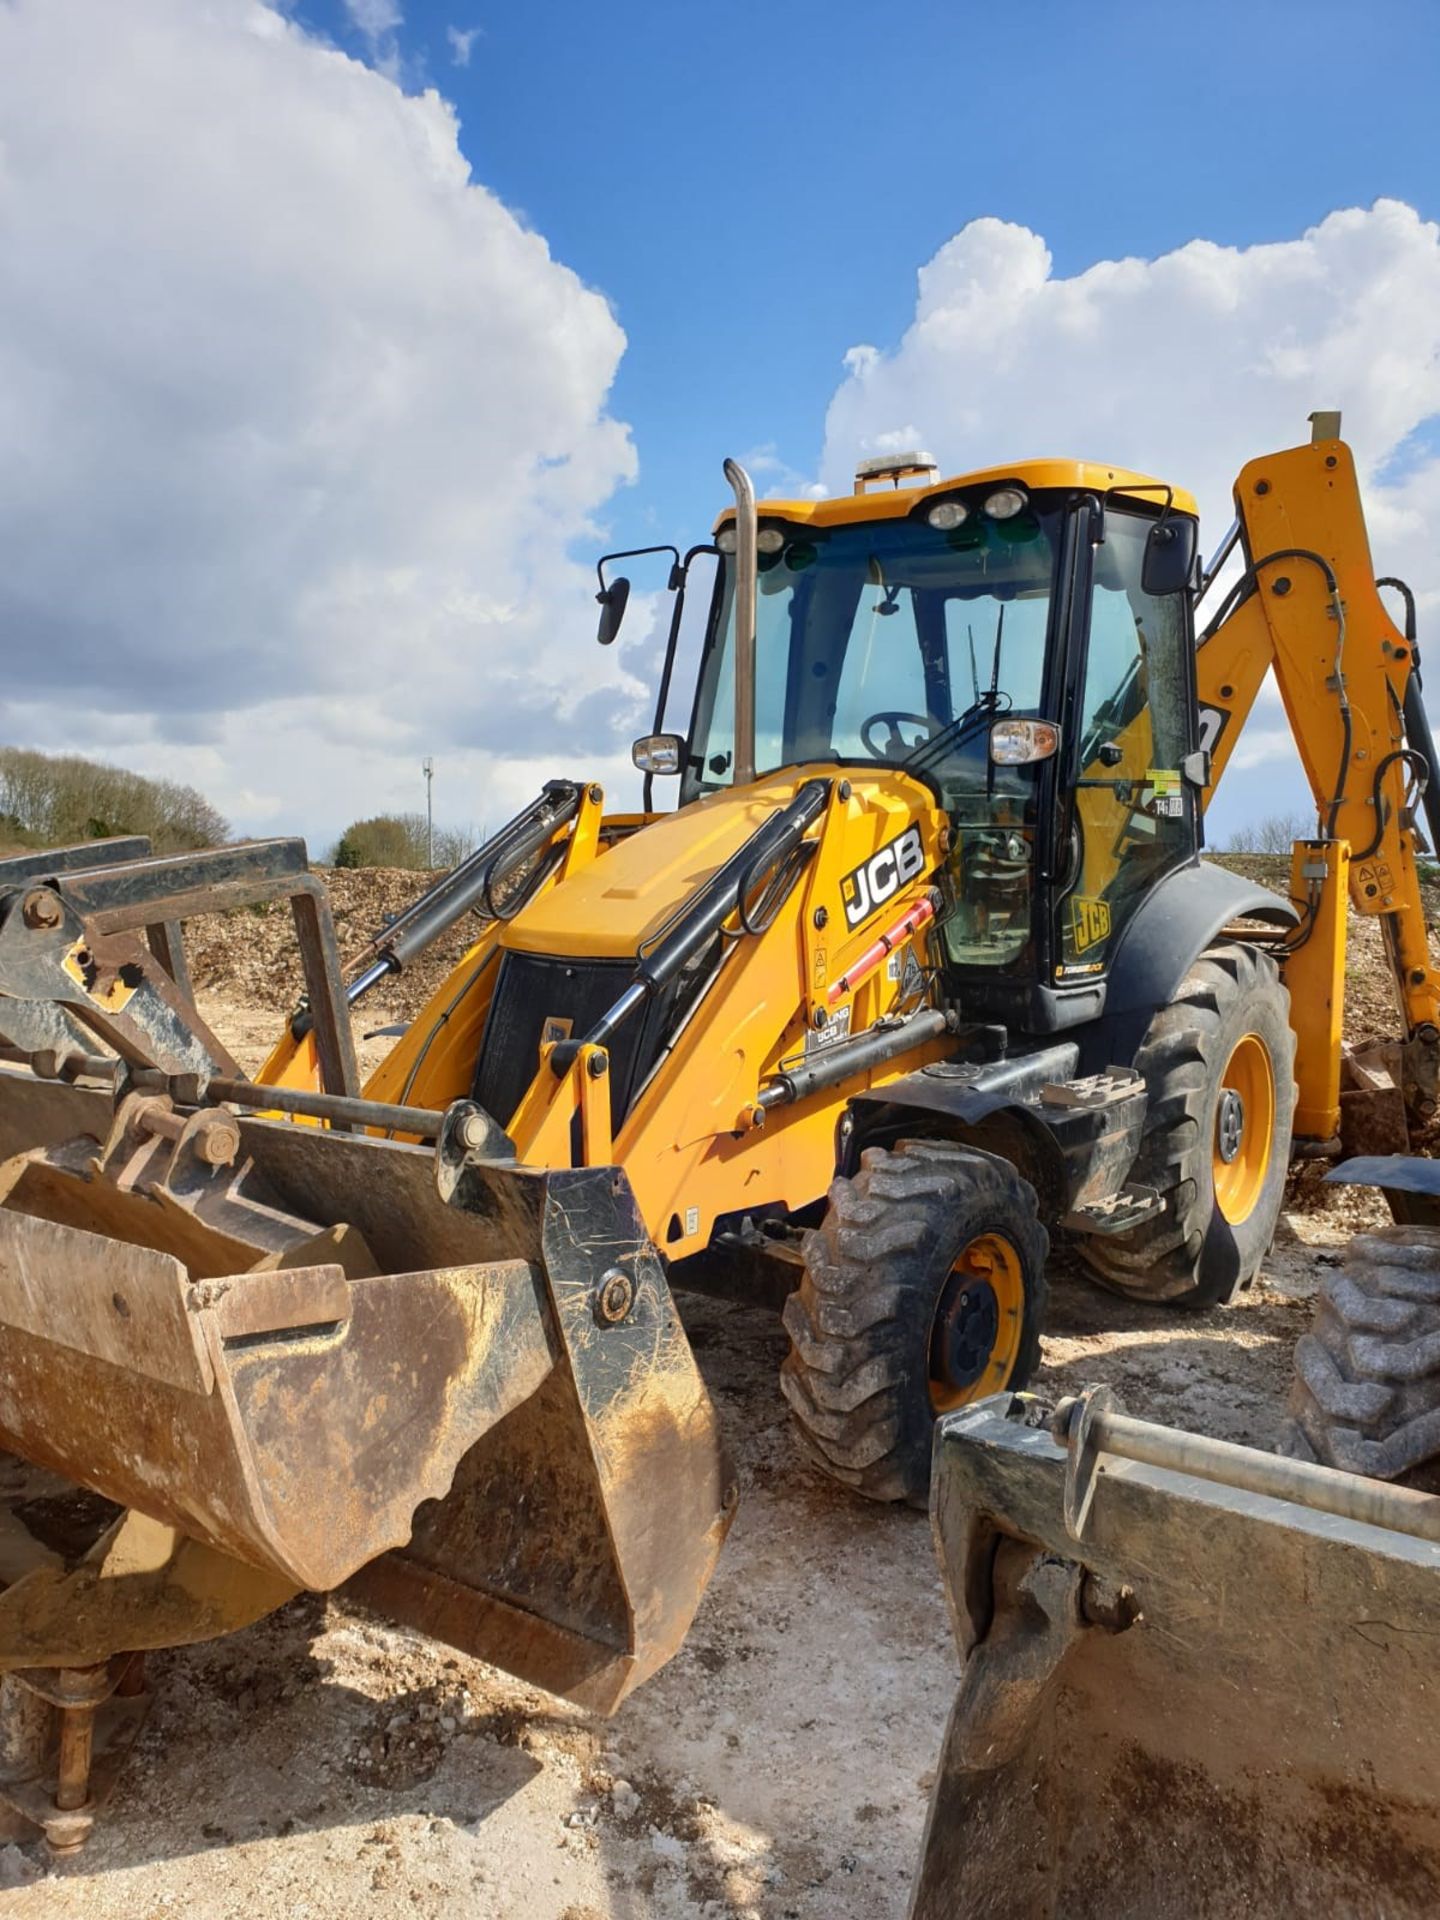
(595, 544, 682, 594)
(643, 542, 718, 811)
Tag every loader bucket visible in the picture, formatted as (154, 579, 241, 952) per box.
(910, 1389, 1440, 1920)
(0, 1069, 734, 1716)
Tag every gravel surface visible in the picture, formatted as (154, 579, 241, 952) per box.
(13, 1226, 1355, 1920)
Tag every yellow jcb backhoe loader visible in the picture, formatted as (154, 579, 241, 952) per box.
(0, 412, 1435, 1848)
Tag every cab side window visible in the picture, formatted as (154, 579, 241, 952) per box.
(1059, 514, 1193, 974)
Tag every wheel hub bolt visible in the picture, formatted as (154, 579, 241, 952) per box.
(1216, 1088, 1245, 1163)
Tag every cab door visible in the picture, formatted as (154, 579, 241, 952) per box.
(1057, 511, 1198, 982)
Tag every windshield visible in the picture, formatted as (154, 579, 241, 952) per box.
(684, 500, 1063, 971)
(683, 504, 1061, 801)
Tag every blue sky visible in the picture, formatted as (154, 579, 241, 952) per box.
(301, 0, 1440, 551)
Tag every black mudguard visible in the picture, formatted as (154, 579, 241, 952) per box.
(1077, 858, 1296, 1077)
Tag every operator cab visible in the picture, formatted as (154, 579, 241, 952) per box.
(676, 453, 1201, 1026)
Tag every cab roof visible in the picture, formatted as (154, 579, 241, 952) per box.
(713, 457, 1198, 532)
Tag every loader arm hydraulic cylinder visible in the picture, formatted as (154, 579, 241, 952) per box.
(346, 780, 584, 1002)
(549, 777, 831, 1075)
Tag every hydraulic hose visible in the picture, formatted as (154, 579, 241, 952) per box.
(1378, 575, 1440, 853)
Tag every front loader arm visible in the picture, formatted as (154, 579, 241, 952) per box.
(1196, 426, 1440, 1136)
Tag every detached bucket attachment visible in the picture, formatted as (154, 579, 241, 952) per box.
(911, 1389, 1440, 1920)
(0, 1072, 734, 1717)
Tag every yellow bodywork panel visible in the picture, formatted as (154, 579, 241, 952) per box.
(718, 457, 1197, 535)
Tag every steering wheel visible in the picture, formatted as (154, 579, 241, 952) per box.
(859, 710, 937, 759)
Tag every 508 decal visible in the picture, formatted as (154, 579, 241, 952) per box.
(840, 825, 926, 929)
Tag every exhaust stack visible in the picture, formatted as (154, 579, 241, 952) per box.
(722, 457, 757, 787)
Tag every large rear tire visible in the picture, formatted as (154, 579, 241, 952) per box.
(1080, 941, 1296, 1307)
(779, 1139, 1047, 1507)
(1285, 1225, 1440, 1487)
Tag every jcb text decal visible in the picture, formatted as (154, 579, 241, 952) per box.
(1070, 895, 1112, 955)
(840, 826, 926, 930)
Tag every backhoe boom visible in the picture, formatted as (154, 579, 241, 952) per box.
(1197, 422, 1440, 1138)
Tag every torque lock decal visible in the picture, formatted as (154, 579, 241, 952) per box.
(840, 826, 926, 929)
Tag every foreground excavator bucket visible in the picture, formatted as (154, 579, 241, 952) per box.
(911, 1389, 1440, 1920)
(0, 839, 734, 1849)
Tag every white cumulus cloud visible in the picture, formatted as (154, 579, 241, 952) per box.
(0, 0, 646, 848)
(819, 201, 1440, 842)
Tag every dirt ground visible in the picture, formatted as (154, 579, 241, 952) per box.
(0, 860, 1419, 1918)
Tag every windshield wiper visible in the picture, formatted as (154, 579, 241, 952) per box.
(903, 689, 1012, 774)
(904, 606, 1013, 773)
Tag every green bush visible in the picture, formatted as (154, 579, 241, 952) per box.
(330, 813, 478, 871)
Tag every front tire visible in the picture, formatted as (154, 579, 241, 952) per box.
(1080, 941, 1296, 1307)
(780, 1139, 1048, 1507)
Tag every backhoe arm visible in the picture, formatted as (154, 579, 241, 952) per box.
(1196, 424, 1440, 1139)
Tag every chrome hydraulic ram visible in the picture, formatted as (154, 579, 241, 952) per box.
(550, 778, 831, 1075)
(345, 780, 584, 1004)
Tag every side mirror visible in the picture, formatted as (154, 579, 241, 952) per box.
(595, 575, 631, 646)
(1141, 518, 1197, 596)
(632, 732, 684, 776)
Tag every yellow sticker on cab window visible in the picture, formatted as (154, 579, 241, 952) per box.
(1146, 768, 1179, 796)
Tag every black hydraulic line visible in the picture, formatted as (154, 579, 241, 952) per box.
(1378, 575, 1440, 854)
(1201, 548, 1351, 837)
(550, 777, 831, 1073)
(757, 1007, 954, 1109)
(1351, 748, 1431, 863)
(345, 780, 583, 1003)
(1400, 672, 1440, 852)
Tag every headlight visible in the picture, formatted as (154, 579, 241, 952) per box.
(756, 527, 785, 553)
(926, 500, 969, 531)
(990, 718, 1060, 764)
(984, 487, 1028, 520)
(715, 525, 737, 553)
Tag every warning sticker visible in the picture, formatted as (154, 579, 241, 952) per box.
(1070, 895, 1112, 955)
(1146, 768, 1180, 795)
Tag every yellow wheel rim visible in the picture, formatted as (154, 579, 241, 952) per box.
(929, 1231, 1025, 1413)
(1212, 1031, 1275, 1225)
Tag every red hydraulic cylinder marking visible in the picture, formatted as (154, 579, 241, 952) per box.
(827, 894, 937, 1006)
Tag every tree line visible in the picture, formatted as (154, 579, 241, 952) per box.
(0, 745, 228, 853)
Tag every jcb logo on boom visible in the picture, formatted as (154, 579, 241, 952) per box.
(841, 826, 926, 930)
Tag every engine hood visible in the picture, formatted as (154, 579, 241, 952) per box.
(501, 767, 938, 962)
